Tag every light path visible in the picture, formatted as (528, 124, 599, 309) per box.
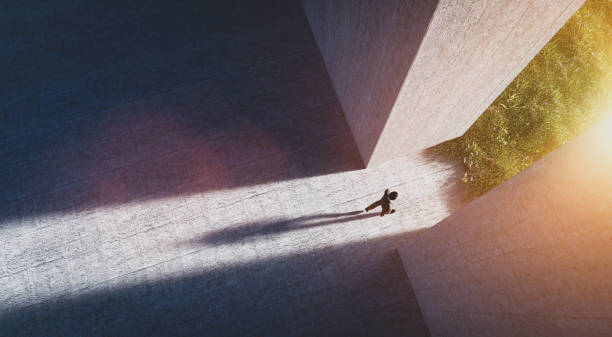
(1, 151, 464, 336)
(1, 153, 460, 306)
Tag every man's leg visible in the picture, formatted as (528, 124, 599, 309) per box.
(381, 209, 396, 217)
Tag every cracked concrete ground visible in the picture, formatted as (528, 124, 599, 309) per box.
(1, 1, 466, 336)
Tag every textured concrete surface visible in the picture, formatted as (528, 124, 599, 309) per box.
(0, 1, 467, 336)
(302, 0, 585, 166)
(399, 115, 612, 337)
(300, 0, 438, 165)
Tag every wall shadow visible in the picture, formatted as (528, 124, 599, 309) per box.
(179, 211, 380, 246)
(1, 231, 430, 337)
(0, 0, 363, 222)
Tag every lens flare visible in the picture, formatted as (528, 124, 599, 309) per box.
(599, 113, 612, 148)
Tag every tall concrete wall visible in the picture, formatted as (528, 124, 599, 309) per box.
(300, 0, 438, 166)
(301, 0, 585, 166)
(398, 115, 612, 337)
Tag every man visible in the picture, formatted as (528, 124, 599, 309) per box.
(365, 189, 398, 216)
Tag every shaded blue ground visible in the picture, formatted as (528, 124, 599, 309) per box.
(0, 0, 362, 221)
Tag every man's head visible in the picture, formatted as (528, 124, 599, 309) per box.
(389, 191, 398, 200)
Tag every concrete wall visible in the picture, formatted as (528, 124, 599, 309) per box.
(398, 115, 612, 337)
(301, 0, 585, 166)
(300, 0, 438, 166)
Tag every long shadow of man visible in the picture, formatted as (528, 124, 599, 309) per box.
(186, 211, 378, 246)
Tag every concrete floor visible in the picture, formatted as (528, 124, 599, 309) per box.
(0, 1, 466, 336)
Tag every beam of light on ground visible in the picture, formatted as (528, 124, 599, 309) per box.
(0, 153, 464, 312)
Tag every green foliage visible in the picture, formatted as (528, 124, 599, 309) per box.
(434, 0, 612, 197)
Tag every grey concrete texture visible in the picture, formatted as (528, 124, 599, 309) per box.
(399, 115, 612, 337)
(301, 0, 586, 166)
(300, 0, 438, 166)
(0, 0, 468, 335)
